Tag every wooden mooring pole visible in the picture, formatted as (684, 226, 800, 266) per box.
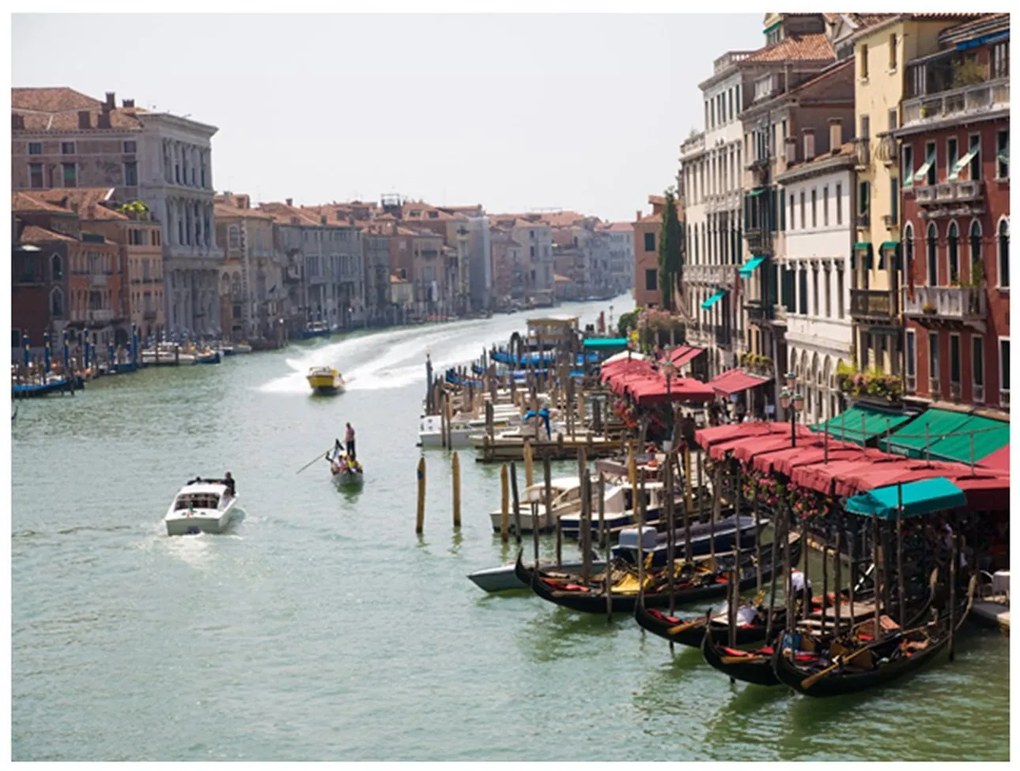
(416, 456, 426, 534)
(451, 451, 461, 529)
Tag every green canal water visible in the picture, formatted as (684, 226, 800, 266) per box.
(10, 297, 1010, 761)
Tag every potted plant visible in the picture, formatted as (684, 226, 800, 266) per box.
(922, 302, 937, 314)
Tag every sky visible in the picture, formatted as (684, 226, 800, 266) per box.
(10, 10, 765, 223)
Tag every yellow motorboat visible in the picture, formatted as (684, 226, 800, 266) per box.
(307, 366, 345, 395)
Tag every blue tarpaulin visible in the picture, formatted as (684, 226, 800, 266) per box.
(844, 477, 966, 519)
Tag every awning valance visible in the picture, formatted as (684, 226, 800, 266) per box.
(739, 255, 767, 278)
(701, 289, 727, 310)
(879, 241, 899, 251)
(844, 477, 966, 519)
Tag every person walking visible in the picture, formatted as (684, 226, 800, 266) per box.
(345, 422, 356, 460)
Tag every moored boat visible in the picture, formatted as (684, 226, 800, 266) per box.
(307, 366, 345, 394)
(164, 477, 242, 536)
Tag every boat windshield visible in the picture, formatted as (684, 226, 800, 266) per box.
(175, 493, 220, 511)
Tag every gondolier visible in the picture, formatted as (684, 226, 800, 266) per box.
(345, 422, 356, 460)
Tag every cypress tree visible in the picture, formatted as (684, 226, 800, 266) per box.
(658, 188, 681, 312)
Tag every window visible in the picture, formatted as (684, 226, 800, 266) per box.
(860, 44, 869, 79)
(888, 33, 897, 70)
(800, 191, 806, 226)
(947, 222, 960, 283)
(836, 267, 844, 318)
(645, 268, 658, 292)
(644, 232, 655, 252)
(50, 287, 63, 317)
(860, 114, 870, 140)
(992, 41, 1009, 79)
(824, 265, 832, 318)
(929, 331, 940, 392)
(947, 137, 958, 179)
(906, 329, 917, 391)
(972, 334, 984, 402)
(798, 268, 808, 315)
(836, 183, 843, 225)
(124, 140, 137, 154)
(902, 144, 914, 187)
(968, 135, 981, 181)
(925, 141, 937, 185)
(228, 225, 240, 250)
(789, 192, 795, 230)
(857, 181, 869, 220)
(950, 333, 961, 389)
(890, 177, 899, 226)
(997, 130, 1009, 179)
(29, 163, 44, 188)
(811, 189, 817, 228)
(904, 223, 915, 284)
(927, 222, 939, 285)
(51, 254, 62, 280)
(997, 219, 1009, 287)
(62, 162, 76, 187)
(969, 220, 982, 285)
(888, 108, 898, 133)
(61, 141, 75, 155)
(999, 338, 1010, 402)
(124, 161, 138, 186)
(812, 265, 819, 316)
(823, 185, 829, 226)
(28, 142, 42, 155)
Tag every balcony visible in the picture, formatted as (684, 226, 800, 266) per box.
(850, 288, 897, 321)
(854, 137, 870, 169)
(88, 309, 114, 323)
(915, 180, 985, 219)
(874, 134, 898, 165)
(685, 263, 735, 287)
(744, 228, 773, 256)
(743, 298, 774, 324)
(901, 285, 986, 323)
(901, 78, 1009, 128)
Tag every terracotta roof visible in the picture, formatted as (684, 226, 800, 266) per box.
(31, 188, 124, 220)
(20, 224, 78, 243)
(256, 201, 322, 227)
(606, 222, 634, 233)
(12, 191, 74, 214)
(214, 202, 274, 221)
(937, 12, 1009, 40)
(745, 33, 835, 63)
(12, 87, 102, 113)
(13, 87, 146, 132)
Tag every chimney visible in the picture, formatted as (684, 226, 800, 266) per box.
(636, 209, 642, 222)
(829, 118, 843, 152)
(785, 136, 798, 164)
(122, 98, 135, 108)
(104, 92, 115, 111)
(802, 127, 815, 162)
(78, 110, 91, 129)
(285, 197, 293, 207)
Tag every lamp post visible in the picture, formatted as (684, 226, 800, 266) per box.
(779, 371, 805, 447)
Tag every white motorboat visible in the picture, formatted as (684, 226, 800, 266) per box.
(164, 478, 242, 536)
(488, 475, 627, 533)
(417, 409, 520, 449)
(468, 557, 608, 592)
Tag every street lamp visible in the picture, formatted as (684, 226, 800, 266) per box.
(779, 371, 805, 447)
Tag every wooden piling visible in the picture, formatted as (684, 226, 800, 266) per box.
(416, 456, 426, 534)
(834, 514, 843, 633)
(451, 451, 461, 529)
(510, 461, 522, 545)
(500, 463, 510, 542)
(543, 452, 553, 536)
(524, 440, 534, 488)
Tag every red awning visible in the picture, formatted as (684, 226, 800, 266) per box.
(834, 461, 959, 498)
(707, 368, 771, 396)
(706, 423, 795, 460)
(951, 473, 1011, 511)
(731, 426, 815, 463)
(978, 444, 1009, 471)
(629, 375, 715, 405)
(791, 450, 900, 495)
(694, 421, 775, 450)
(666, 345, 704, 368)
(750, 441, 863, 476)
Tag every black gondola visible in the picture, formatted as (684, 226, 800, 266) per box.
(770, 576, 975, 697)
(514, 532, 802, 615)
(701, 625, 784, 686)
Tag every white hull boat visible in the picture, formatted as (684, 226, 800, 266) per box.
(468, 558, 608, 592)
(164, 478, 242, 535)
(487, 475, 628, 533)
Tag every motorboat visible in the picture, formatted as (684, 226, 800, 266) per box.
(307, 366, 345, 394)
(140, 344, 197, 366)
(610, 513, 765, 566)
(327, 444, 363, 487)
(556, 480, 678, 539)
(302, 321, 331, 339)
(469, 557, 609, 592)
(164, 478, 242, 535)
(488, 475, 627, 533)
(418, 408, 520, 449)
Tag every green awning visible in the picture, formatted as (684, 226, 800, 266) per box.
(997, 143, 1009, 165)
(902, 165, 914, 189)
(913, 150, 936, 182)
(949, 147, 979, 181)
(845, 477, 966, 520)
(878, 407, 972, 458)
(738, 255, 766, 277)
(700, 289, 727, 310)
(854, 242, 871, 251)
(582, 337, 629, 349)
(811, 405, 912, 446)
(748, 187, 766, 197)
(923, 413, 1010, 464)
(879, 241, 899, 251)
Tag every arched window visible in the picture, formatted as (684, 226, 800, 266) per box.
(997, 218, 1009, 287)
(51, 253, 63, 280)
(50, 287, 64, 317)
(968, 220, 982, 285)
(926, 222, 939, 285)
(947, 221, 960, 283)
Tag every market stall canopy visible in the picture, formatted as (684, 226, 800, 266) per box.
(950, 472, 1011, 511)
(749, 439, 863, 476)
(706, 368, 771, 396)
(811, 404, 913, 446)
(601, 350, 647, 367)
(920, 413, 1009, 464)
(978, 444, 1009, 471)
(844, 477, 966, 519)
(791, 449, 901, 495)
(628, 375, 715, 405)
(877, 407, 972, 458)
(694, 421, 775, 450)
(731, 426, 815, 462)
(665, 345, 704, 368)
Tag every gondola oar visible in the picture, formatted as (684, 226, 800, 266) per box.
(297, 446, 334, 474)
(800, 622, 933, 690)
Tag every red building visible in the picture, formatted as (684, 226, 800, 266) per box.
(894, 13, 1009, 412)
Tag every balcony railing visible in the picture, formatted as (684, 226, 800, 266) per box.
(685, 263, 735, 287)
(902, 78, 1009, 127)
(744, 228, 773, 256)
(854, 137, 870, 169)
(901, 285, 986, 321)
(875, 134, 898, 165)
(743, 298, 774, 323)
(850, 288, 897, 320)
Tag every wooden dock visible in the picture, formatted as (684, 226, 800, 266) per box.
(474, 432, 624, 462)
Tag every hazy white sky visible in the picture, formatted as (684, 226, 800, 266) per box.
(11, 12, 764, 222)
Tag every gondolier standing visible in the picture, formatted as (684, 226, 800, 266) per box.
(345, 422, 356, 460)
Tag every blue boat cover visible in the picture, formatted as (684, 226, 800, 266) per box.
(844, 476, 966, 519)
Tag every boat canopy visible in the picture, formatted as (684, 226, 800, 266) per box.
(844, 477, 967, 519)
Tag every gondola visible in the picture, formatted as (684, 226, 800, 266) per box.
(514, 531, 801, 615)
(771, 575, 975, 698)
(702, 625, 786, 686)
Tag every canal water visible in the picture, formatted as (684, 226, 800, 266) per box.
(10, 296, 1009, 761)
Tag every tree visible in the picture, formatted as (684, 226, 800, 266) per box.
(658, 188, 681, 312)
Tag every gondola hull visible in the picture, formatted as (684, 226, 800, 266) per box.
(702, 626, 782, 686)
(634, 599, 794, 649)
